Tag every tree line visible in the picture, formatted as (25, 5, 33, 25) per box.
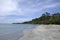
(22, 12, 60, 24)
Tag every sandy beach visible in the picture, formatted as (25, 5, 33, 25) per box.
(19, 25, 60, 40)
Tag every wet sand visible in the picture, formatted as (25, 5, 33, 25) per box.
(19, 25, 60, 40)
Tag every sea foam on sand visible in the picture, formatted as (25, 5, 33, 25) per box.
(19, 25, 60, 40)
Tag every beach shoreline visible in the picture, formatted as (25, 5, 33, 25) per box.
(19, 25, 60, 40)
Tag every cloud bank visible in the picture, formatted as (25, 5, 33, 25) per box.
(0, 0, 60, 23)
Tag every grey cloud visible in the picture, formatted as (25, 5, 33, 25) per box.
(0, 0, 60, 23)
(17, 0, 59, 10)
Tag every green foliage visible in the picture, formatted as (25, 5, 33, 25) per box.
(23, 12, 60, 24)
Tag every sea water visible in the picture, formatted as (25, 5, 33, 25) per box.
(0, 24, 36, 40)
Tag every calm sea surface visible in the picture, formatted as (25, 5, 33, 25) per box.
(0, 24, 36, 40)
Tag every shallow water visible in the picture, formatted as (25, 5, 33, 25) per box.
(0, 24, 36, 40)
(0, 24, 60, 40)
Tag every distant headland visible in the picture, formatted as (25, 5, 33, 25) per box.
(12, 12, 60, 24)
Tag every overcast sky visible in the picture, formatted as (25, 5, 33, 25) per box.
(0, 0, 60, 23)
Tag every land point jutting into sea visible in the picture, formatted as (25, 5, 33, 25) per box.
(13, 12, 60, 24)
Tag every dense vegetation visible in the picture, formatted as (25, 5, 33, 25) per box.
(22, 12, 60, 24)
